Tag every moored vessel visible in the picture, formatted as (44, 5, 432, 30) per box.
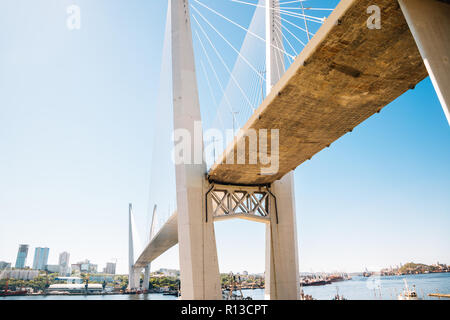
(398, 279, 420, 300)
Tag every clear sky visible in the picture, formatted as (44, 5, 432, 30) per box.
(0, 0, 449, 275)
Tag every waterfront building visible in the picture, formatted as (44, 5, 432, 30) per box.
(55, 276, 83, 284)
(158, 268, 180, 277)
(0, 269, 39, 280)
(89, 275, 114, 283)
(47, 283, 103, 294)
(71, 263, 81, 274)
(89, 264, 98, 273)
(73, 260, 97, 274)
(45, 264, 61, 273)
(58, 252, 70, 275)
(104, 262, 116, 275)
(0, 261, 11, 269)
(15, 244, 29, 269)
(32, 247, 49, 270)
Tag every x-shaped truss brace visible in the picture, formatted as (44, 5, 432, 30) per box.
(207, 184, 275, 223)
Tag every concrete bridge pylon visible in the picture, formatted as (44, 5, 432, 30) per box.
(398, 0, 450, 125)
(264, 0, 300, 300)
(171, 0, 222, 300)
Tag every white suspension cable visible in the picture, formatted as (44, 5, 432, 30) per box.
(278, 8, 324, 24)
(275, 18, 306, 47)
(193, 29, 239, 128)
(274, 21, 297, 59)
(193, 0, 295, 60)
(230, 0, 326, 23)
(299, 0, 310, 41)
(278, 15, 312, 42)
(200, 60, 226, 132)
(192, 14, 256, 113)
(191, 3, 267, 86)
(279, 0, 308, 5)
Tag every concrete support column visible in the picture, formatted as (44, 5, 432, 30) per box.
(128, 204, 137, 290)
(143, 205, 156, 291)
(128, 269, 135, 290)
(171, 0, 221, 300)
(265, 172, 300, 300)
(128, 267, 142, 290)
(135, 268, 143, 289)
(398, 0, 450, 124)
(143, 265, 150, 291)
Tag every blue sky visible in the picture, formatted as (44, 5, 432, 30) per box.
(0, 0, 449, 275)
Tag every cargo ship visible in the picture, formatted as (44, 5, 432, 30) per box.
(300, 276, 332, 286)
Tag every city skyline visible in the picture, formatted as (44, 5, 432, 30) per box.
(0, 1, 449, 276)
(2, 244, 119, 276)
(2, 230, 450, 275)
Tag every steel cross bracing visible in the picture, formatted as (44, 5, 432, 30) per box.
(206, 184, 277, 224)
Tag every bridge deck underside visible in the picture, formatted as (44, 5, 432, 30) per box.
(208, 0, 428, 185)
(134, 212, 178, 268)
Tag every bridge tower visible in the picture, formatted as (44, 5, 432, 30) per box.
(128, 203, 142, 290)
(398, 0, 450, 125)
(264, 0, 300, 300)
(142, 205, 157, 291)
(171, 0, 222, 299)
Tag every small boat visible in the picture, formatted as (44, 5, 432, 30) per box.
(332, 287, 346, 300)
(398, 279, 420, 300)
(163, 290, 179, 296)
(362, 268, 372, 277)
(299, 287, 314, 300)
(222, 272, 252, 300)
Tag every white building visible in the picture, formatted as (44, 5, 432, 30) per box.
(0, 261, 11, 269)
(45, 264, 61, 273)
(0, 269, 39, 280)
(71, 264, 81, 274)
(48, 283, 103, 294)
(58, 252, 70, 276)
(72, 260, 97, 274)
(104, 262, 116, 275)
(158, 268, 179, 277)
(55, 276, 83, 284)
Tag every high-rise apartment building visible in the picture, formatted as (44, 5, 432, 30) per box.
(58, 251, 70, 275)
(104, 262, 116, 275)
(32, 247, 49, 270)
(15, 244, 29, 269)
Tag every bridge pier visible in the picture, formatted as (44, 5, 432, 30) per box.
(143, 265, 150, 291)
(177, 181, 221, 299)
(398, 0, 450, 124)
(130, 268, 142, 290)
(265, 172, 300, 300)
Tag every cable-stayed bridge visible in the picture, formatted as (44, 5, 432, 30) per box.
(127, 0, 450, 299)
